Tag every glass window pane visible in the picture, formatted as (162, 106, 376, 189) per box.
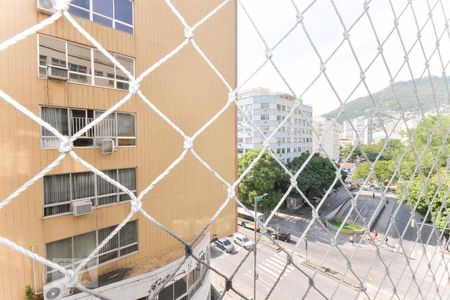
(39, 36, 66, 69)
(174, 277, 187, 299)
(93, 110, 116, 139)
(98, 226, 118, 253)
(118, 168, 136, 191)
(68, 43, 91, 84)
(158, 284, 174, 300)
(97, 169, 117, 196)
(120, 244, 137, 256)
(98, 195, 117, 206)
(46, 237, 72, 266)
(73, 231, 96, 262)
(120, 221, 137, 247)
(94, 50, 115, 87)
(72, 0, 90, 9)
(118, 138, 136, 146)
(117, 113, 135, 137)
(71, 172, 95, 200)
(43, 174, 70, 205)
(93, 0, 113, 17)
(41, 107, 69, 137)
(114, 0, 133, 25)
(115, 55, 134, 78)
(99, 251, 118, 263)
(115, 22, 133, 34)
(93, 14, 113, 27)
(68, 5, 90, 19)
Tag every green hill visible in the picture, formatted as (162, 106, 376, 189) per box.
(324, 76, 450, 122)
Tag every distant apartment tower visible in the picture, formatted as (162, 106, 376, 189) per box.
(341, 117, 373, 145)
(0, 1, 236, 299)
(237, 88, 313, 164)
(313, 117, 342, 162)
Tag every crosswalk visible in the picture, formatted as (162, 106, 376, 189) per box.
(244, 252, 295, 291)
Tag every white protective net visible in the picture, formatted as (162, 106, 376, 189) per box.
(1, 0, 450, 299)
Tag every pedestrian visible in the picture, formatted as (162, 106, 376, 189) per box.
(384, 236, 389, 245)
(374, 229, 378, 240)
(372, 192, 375, 199)
(349, 235, 354, 246)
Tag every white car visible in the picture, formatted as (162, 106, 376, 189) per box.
(234, 233, 253, 250)
(214, 238, 235, 253)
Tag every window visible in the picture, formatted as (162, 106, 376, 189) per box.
(260, 114, 269, 121)
(46, 221, 138, 282)
(43, 168, 137, 216)
(260, 103, 269, 109)
(41, 106, 136, 149)
(155, 252, 208, 300)
(38, 35, 134, 90)
(69, 0, 134, 34)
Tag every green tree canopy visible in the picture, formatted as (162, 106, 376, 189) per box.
(238, 148, 286, 207)
(287, 152, 344, 199)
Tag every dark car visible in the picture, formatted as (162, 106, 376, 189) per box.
(266, 229, 291, 242)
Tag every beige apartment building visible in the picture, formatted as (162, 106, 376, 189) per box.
(0, 1, 236, 299)
(312, 117, 341, 162)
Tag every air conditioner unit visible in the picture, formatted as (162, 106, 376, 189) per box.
(72, 199, 92, 216)
(47, 65, 69, 81)
(37, 0, 57, 15)
(44, 279, 70, 300)
(101, 139, 116, 155)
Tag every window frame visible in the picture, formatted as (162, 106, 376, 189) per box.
(37, 34, 135, 90)
(46, 220, 138, 282)
(40, 106, 136, 149)
(43, 168, 137, 218)
(69, 0, 134, 34)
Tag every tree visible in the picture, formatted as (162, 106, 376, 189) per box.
(352, 162, 370, 180)
(238, 148, 286, 207)
(287, 152, 343, 199)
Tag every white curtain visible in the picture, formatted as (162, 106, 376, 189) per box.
(41, 107, 68, 148)
(71, 172, 95, 200)
(117, 113, 135, 137)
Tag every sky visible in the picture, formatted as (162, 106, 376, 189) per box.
(237, 0, 450, 116)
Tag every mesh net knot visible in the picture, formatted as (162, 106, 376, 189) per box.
(184, 138, 193, 150)
(64, 270, 77, 288)
(265, 49, 273, 59)
(58, 136, 73, 154)
(131, 199, 142, 214)
(225, 278, 232, 291)
(184, 245, 193, 257)
(54, 0, 71, 11)
(290, 177, 297, 187)
(128, 81, 140, 95)
(184, 27, 193, 40)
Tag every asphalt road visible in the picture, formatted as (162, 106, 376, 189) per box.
(210, 188, 450, 299)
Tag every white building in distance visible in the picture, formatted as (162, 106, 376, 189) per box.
(237, 88, 313, 164)
(313, 117, 342, 162)
(341, 117, 374, 145)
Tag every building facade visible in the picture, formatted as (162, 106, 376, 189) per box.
(312, 117, 341, 162)
(341, 117, 373, 145)
(0, 1, 237, 299)
(237, 89, 313, 164)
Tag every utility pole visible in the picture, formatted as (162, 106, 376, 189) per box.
(254, 193, 267, 300)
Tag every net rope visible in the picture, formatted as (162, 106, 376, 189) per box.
(0, 0, 449, 299)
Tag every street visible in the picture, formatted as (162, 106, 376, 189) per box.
(211, 190, 450, 299)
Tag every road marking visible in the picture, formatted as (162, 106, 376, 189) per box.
(258, 264, 280, 278)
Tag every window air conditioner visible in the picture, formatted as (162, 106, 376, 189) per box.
(43, 279, 73, 300)
(37, 0, 57, 15)
(72, 199, 92, 216)
(47, 65, 69, 81)
(101, 139, 116, 155)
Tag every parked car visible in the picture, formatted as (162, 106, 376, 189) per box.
(234, 233, 254, 250)
(267, 229, 291, 242)
(214, 238, 235, 253)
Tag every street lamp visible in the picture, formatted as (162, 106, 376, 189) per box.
(253, 193, 267, 300)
